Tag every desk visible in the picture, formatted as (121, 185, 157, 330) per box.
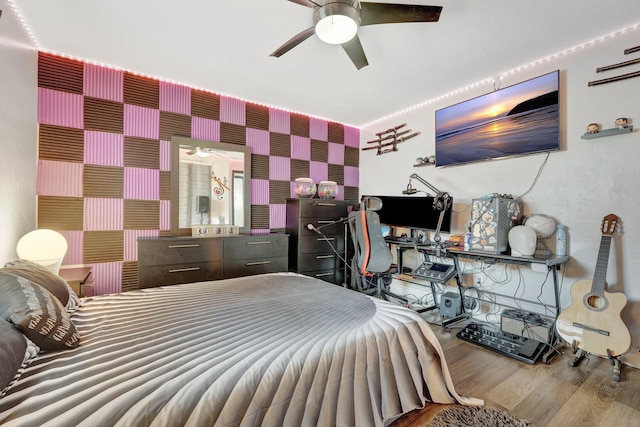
(389, 242, 569, 363)
(446, 248, 569, 316)
(388, 242, 568, 315)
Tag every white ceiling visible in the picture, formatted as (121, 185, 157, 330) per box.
(10, 0, 640, 127)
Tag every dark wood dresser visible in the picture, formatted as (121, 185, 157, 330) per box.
(285, 198, 349, 285)
(138, 234, 288, 288)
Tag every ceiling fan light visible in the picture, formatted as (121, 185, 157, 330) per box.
(315, 15, 358, 45)
(313, 3, 360, 45)
(195, 147, 210, 158)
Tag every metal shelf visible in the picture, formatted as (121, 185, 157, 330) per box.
(581, 125, 633, 139)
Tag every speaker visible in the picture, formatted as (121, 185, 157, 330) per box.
(500, 310, 553, 343)
(196, 196, 210, 214)
(439, 292, 462, 318)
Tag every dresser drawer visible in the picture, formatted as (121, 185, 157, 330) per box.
(224, 235, 288, 259)
(300, 219, 346, 236)
(298, 252, 344, 271)
(298, 235, 345, 254)
(138, 238, 223, 266)
(298, 199, 348, 218)
(139, 261, 223, 288)
(302, 269, 345, 285)
(223, 256, 289, 279)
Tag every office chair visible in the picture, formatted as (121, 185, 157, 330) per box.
(16, 229, 68, 275)
(348, 197, 402, 301)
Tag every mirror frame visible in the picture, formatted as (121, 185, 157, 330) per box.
(171, 136, 251, 236)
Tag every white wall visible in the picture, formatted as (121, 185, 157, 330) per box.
(0, 2, 38, 262)
(359, 29, 640, 347)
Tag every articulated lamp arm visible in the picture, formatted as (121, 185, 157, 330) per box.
(408, 173, 452, 212)
(406, 174, 452, 250)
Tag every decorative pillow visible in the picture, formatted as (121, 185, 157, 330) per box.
(3, 260, 80, 312)
(0, 272, 80, 351)
(0, 317, 28, 395)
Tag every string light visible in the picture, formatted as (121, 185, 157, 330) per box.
(6, 0, 640, 130)
(361, 21, 640, 128)
(6, 0, 359, 128)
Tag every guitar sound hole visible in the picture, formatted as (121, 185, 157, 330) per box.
(586, 295, 606, 309)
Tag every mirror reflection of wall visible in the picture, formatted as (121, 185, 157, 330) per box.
(172, 136, 251, 236)
(232, 171, 244, 226)
(179, 161, 212, 226)
(179, 150, 237, 226)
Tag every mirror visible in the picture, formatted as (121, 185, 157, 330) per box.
(171, 136, 251, 236)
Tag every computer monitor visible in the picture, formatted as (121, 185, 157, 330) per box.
(362, 195, 452, 233)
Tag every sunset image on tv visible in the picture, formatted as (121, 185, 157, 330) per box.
(435, 70, 560, 167)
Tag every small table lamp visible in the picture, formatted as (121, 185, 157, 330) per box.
(16, 229, 68, 275)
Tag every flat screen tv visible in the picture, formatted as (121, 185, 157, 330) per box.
(363, 195, 452, 233)
(435, 70, 560, 167)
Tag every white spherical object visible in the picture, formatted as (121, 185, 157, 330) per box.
(524, 214, 556, 239)
(508, 225, 537, 257)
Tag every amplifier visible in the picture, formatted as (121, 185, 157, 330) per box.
(500, 309, 553, 343)
(413, 261, 456, 283)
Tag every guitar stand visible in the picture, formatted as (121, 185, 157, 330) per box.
(567, 341, 622, 382)
(607, 349, 622, 382)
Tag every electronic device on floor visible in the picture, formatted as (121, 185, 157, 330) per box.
(500, 309, 554, 344)
(439, 292, 462, 318)
(456, 322, 546, 364)
(412, 261, 456, 283)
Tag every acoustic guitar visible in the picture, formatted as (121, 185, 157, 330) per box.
(555, 214, 631, 357)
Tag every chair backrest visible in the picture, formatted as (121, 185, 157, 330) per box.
(349, 209, 393, 275)
(16, 229, 68, 275)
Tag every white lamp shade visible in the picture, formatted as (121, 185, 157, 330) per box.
(315, 14, 358, 44)
(508, 225, 537, 257)
(524, 214, 556, 239)
(16, 229, 68, 274)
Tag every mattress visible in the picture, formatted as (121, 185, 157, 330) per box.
(0, 272, 479, 426)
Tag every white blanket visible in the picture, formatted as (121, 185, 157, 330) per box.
(0, 273, 480, 426)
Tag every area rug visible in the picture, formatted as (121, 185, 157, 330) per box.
(427, 405, 535, 427)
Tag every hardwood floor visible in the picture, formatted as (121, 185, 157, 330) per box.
(390, 320, 640, 427)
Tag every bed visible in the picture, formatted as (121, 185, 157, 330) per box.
(1, 270, 480, 427)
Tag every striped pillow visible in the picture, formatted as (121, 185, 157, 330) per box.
(0, 272, 79, 351)
(3, 260, 80, 312)
(0, 318, 27, 395)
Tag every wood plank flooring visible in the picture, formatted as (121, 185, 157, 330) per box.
(390, 320, 640, 427)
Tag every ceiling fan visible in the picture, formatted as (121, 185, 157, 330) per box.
(270, 0, 443, 70)
(184, 147, 212, 158)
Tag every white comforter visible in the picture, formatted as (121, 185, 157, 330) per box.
(0, 273, 479, 426)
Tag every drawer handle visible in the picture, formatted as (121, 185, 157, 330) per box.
(316, 255, 334, 259)
(168, 244, 200, 248)
(246, 241, 272, 245)
(315, 272, 333, 277)
(318, 237, 335, 242)
(317, 203, 337, 207)
(168, 267, 201, 273)
(246, 260, 271, 266)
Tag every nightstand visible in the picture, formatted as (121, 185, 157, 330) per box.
(59, 267, 93, 297)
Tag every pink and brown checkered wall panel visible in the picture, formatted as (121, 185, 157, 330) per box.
(36, 52, 359, 295)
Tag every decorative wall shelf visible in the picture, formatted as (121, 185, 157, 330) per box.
(581, 125, 633, 140)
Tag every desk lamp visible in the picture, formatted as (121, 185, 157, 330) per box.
(402, 173, 452, 253)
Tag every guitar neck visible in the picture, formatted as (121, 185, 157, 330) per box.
(592, 235, 612, 297)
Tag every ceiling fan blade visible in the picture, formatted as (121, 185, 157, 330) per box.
(288, 0, 321, 7)
(270, 27, 316, 58)
(341, 35, 369, 70)
(359, 3, 443, 26)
